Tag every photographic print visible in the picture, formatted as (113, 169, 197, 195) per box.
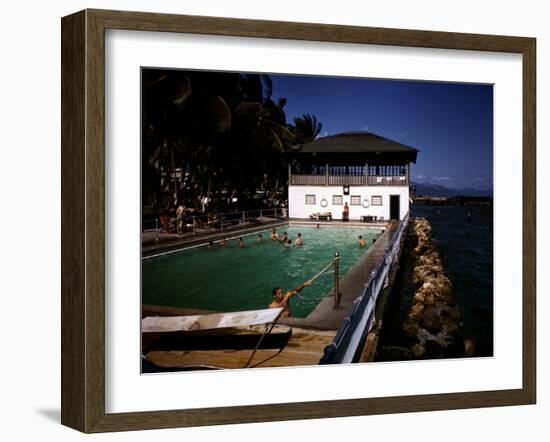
(140, 68, 494, 372)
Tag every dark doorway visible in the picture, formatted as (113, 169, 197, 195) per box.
(390, 195, 400, 220)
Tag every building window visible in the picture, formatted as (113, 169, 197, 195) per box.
(305, 195, 316, 205)
(333, 195, 343, 205)
(371, 195, 383, 206)
(350, 195, 361, 205)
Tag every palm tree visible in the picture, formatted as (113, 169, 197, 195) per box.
(291, 114, 323, 144)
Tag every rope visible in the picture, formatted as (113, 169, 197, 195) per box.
(246, 259, 337, 368)
(309, 261, 335, 283)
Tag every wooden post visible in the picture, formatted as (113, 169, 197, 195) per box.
(334, 252, 341, 309)
(155, 218, 159, 243)
(288, 163, 291, 185)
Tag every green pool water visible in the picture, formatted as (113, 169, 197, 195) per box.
(142, 225, 382, 318)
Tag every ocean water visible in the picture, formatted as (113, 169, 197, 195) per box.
(379, 204, 494, 358)
(142, 225, 381, 318)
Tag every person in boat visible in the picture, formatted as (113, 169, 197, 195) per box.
(257, 233, 264, 241)
(269, 279, 313, 318)
(207, 240, 214, 250)
(295, 232, 303, 246)
(358, 235, 366, 247)
(238, 237, 245, 248)
(280, 231, 289, 243)
(219, 237, 228, 247)
(270, 228, 279, 241)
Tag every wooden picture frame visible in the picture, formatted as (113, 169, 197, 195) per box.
(61, 9, 536, 433)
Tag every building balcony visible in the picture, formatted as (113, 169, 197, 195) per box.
(289, 174, 408, 186)
(367, 175, 409, 186)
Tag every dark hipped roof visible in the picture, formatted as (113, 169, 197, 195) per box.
(290, 131, 419, 162)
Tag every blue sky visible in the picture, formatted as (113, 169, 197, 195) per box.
(270, 74, 493, 192)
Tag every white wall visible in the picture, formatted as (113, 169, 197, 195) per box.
(288, 185, 409, 220)
(0, 1, 547, 442)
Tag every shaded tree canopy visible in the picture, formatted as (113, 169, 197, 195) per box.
(142, 69, 322, 214)
(291, 114, 323, 144)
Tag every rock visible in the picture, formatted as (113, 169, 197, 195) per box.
(411, 343, 426, 358)
(414, 291, 426, 304)
(422, 281, 435, 291)
(441, 321, 459, 334)
(424, 293, 435, 305)
(412, 265, 433, 285)
(409, 303, 424, 321)
(416, 327, 433, 341)
(403, 319, 419, 336)
(434, 335, 451, 348)
(422, 307, 443, 332)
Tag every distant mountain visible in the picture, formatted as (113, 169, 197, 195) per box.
(412, 182, 493, 197)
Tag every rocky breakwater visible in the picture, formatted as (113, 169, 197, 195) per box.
(402, 218, 462, 358)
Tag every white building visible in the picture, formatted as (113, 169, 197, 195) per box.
(287, 131, 419, 221)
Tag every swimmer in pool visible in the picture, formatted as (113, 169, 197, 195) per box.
(257, 233, 264, 241)
(295, 233, 303, 246)
(207, 240, 214, 249)
(358, 235, 366, 247)
(219, 237, 228, 247)
(238, 237, 245, 248)
(269, 279, 313, 318)
(270, 228, 279, 241)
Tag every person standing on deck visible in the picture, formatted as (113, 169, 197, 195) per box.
(175, 203, 185, 234)
(269, 280, 313, 318)
(343, 202, 350, 222)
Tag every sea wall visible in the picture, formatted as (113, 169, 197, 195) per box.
(402, 217, 462, 358)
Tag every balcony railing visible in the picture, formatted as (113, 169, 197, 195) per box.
(290, 174, 408, 186)
(290, 175, 328, 185)
(328, 175, 365, 186)
(367, 175, 408, 186)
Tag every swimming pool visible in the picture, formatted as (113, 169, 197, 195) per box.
(142, 225, 382, 318)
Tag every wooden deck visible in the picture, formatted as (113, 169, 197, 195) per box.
(144, 325, 336, 370)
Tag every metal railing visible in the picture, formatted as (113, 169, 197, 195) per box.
(143, 208, 287, 241)
(319, 212, 410, 364)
